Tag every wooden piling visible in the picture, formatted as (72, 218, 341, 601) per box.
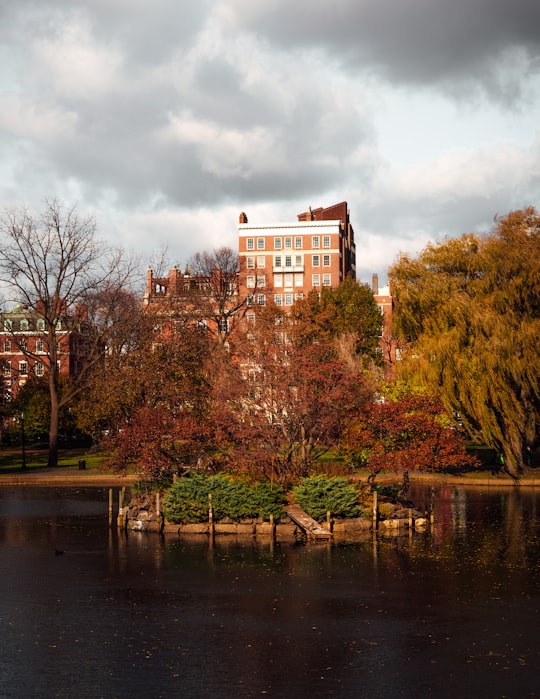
(208, 493, 214, 537)
(117, 487, 125, 528)
(108, 488, 113, 527)
(372, 490, 378, 529)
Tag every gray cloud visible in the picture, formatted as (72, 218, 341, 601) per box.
(1, 0, 539, 280)
(223, 0, 540, 103)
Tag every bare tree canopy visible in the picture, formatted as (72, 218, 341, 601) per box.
(0, 199, 136, 467)
(188, 246, 248, 344)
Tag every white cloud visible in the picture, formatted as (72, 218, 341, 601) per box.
(0, 0, 540, 284)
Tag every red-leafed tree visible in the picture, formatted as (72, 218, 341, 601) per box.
(93, 317, 214, 478)
(215, 304, 375, 486)
(342, 393, 478, 476)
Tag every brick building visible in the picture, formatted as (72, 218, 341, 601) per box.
(143, 265, 241, 340)
(238, 202, 356, 319)
(371, 274, 399, 369)
(0, 305, 87, 399)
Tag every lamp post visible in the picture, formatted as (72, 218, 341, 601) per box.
(20, 411, 27, 471)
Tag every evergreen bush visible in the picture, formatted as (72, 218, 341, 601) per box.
(164, 472, 286, 524)
(292, 475, 362, 521)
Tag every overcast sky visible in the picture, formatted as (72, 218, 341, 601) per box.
(1, 0, 540, 284)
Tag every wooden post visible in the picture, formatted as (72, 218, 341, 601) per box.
(408, 507, 413, 529)
(326, 510, 332, 532)
(108, 488, 113, 528)
(117, 487, 125, 528)
(208, 493, 214, 537)
(372, 489, 378, 529)
(429, 486, 435, 526)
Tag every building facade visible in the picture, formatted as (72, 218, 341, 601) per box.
(0, 305, 85, 399)
(371, 274, 399, 369)
(238, 202, 356, 318)
(143, 266, 241, 341)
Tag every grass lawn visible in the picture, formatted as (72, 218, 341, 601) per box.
(0, 444, 108, 474)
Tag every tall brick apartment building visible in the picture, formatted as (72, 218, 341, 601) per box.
(238, 202, 356, 318)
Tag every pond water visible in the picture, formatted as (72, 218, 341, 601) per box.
(0, 485, 538, 698)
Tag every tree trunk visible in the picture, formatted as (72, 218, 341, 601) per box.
(48, 373, 59, 468)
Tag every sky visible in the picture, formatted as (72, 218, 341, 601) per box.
(1, 0, 540, 285)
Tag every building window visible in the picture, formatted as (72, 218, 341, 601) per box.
(218, 319, 229, 333)
(256, 274, 266, 287)
(323, 273, 331, 286)
(274, 237, 282, 250)
(295, 254, 302, 266)
(246, 238, 254, 250)
(274, 255, 282, 268)
(257, 294, 266, 306)
(312, 274, 320, 286)
(19, 340, 27, 351)
(295, 292, 304, 301)
(284, 237, 292, 249)
(246, 312, 256, 324)
(36, 319, 45, 331)
(246, 256, 255, 269)
(3, 320, 12, 331)
(257, 255, 265, 268)
(323, 254, 331, 266)
(36, 362, 44, 377)
(3, 363, 11, 377)
(20, 319, 29, 331)
(396, 348, 403, 361)
(312, 255, 320, 266)
(284, 293, 293, 306)
(257, 237, 265, 250)
(274, 275, 283, 287)
(285, 256, 292, 267)
(312, 236, 320, 248)
(295, 236, 302, 249)
(19, 361, 28, 376)
(323, 235, 330, 248)
(3, 339, 10, 352)
(274, 294, 283, 306)
(36, 339, 44, 353)
(246, 275, 255, 288)
(295, 274, 303, 286)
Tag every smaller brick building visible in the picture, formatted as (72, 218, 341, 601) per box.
(0, 305, 88, 399)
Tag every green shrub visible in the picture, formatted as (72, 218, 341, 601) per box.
(372, 484, 400, 499)
(251, 482, 287, 520)
(164, 472, 286, 524)
(292, 475, 362, 521)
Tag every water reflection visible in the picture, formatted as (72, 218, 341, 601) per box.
(0, 485, 538, 698)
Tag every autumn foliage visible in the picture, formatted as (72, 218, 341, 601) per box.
(342, 394, 478, 474)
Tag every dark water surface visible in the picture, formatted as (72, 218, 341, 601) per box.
(0, 485, 538, 699)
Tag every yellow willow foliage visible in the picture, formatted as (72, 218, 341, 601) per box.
(390, 208, 540, 476)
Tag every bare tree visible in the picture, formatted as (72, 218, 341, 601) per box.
(188, 247, 253, 345)
(0, 199, 136, 467)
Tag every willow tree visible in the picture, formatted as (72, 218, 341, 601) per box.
(390, 208, 540, 477)
(0, 200, 134, 467)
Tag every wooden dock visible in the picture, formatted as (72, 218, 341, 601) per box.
(287, 505, 332, 540)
